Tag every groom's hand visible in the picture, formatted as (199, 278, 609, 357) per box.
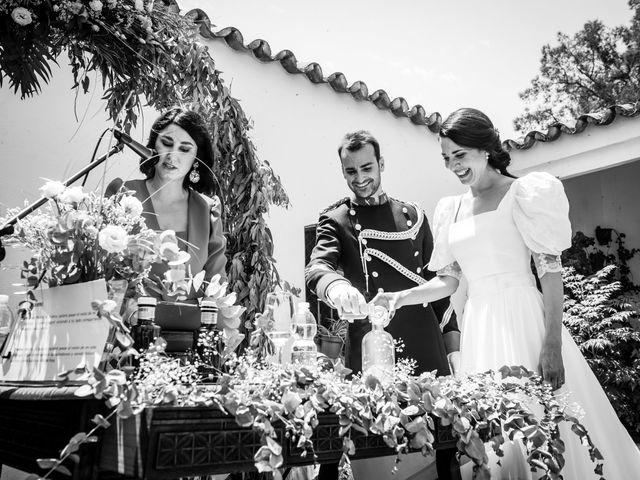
(326, 281, 368, 321)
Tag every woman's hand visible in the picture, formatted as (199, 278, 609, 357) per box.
(370, 290, 404, 320)
(539, 341, 564, 390)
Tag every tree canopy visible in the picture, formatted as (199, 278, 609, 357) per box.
(515, 0, 640, 134)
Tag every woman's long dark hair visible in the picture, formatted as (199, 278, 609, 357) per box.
(141, 107, 218, 196)
(439, 108, 515, 178)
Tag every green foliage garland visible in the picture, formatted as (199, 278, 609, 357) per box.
(0, 0, 291, 336)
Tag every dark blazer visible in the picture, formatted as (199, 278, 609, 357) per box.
(106, 178, 227, 298)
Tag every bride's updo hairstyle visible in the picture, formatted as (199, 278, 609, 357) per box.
(439, 108, 515, 178)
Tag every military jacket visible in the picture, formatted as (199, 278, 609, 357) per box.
(305, 197, 459, 374)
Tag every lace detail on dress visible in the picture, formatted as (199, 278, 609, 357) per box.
(533, 253, 563, 277)
(437, 261, 462, 280)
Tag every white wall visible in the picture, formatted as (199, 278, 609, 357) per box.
(206, 39, 464, 294)
(563, 161, 640, 282)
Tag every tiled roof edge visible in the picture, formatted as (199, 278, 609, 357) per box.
(503, 102, 640, 151)
(185, 8, 442, 132)
(184, 9, 640, 151)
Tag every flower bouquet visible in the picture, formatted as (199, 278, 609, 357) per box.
(2, 180, 190, 302)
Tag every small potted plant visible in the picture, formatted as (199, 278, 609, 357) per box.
(315, 316, 347, 360)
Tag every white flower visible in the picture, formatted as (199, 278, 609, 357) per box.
(39, 180, 66, 198)
(159, 242, 179, 260)
(11, 7, 33, 26)
(59, 186, 86, 204)
(98, 225, 128, 253)
(102, 299, 117, 312)
(134, 0, 144, 11)
(88, 0, 103, 12)
(164, 267, 186, 283)
(85, 225, 99, 239)
(119, 195, 143, 218)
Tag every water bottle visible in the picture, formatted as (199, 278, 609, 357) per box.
(362, 305, 395, 385)
(132, 296, 161, 351)
(0, 295, 15, 355)
(197, 299, 222, 381)
(290, 302, 318, 368)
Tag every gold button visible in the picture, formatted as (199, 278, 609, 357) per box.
(349, 209, 355, 215)
(362, 238, 368, 245)
(416, 267, 421, 273)
(407, 220, 413, 227)
(414, 251, 419, 257)
(366, 255, 372, 262)
(355, 224, 362, 231)
(372, 271, 379, 278)
(402, 207, 408, 213)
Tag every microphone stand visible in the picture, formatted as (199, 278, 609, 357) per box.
(0, 142, 125, 262)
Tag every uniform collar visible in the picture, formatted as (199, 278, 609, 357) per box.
(351, 191, 389, 206)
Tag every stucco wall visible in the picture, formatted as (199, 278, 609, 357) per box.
(0, 41, 464, 308)
(205, 38, 465, 294)
(563, 161, 640, 281)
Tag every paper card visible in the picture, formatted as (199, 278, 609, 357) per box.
(0, 279, 110, 382)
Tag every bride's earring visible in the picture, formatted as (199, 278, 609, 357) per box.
(189, 163, 200, 183)
(485, 152, 490, 161)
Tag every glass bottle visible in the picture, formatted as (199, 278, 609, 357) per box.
(362, 305, 395, 385)
(290, 301, 318, 368)
(0, 295, 15, 356)
(132, 296, 161, 352)
(197, 299, 222, 382)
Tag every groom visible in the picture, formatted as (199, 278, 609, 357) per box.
(305, 130, 461, 479)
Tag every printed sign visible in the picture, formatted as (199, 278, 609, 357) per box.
(0, 279, 110, 382)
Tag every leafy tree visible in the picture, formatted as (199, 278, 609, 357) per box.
(515, 0, 640, 134)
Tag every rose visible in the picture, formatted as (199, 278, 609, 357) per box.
(120, 195, 143, 218)
(59, 186, 86, 204)
(88, 0, 103, 12)
(134, 0, 144, 11)
(39, 180, 66, 198)
(98, 225, 128, 253)
(11, 7, 33, 26)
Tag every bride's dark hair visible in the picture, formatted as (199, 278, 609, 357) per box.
(439, 108, 515, 178)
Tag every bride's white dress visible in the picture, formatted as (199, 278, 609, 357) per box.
(429, 172, 640, 479)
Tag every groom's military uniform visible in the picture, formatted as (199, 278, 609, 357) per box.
(306, 196, 458, 375)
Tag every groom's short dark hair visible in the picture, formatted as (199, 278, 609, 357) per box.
(337, 130, 381, 163)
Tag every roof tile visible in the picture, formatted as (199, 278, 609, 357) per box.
(186, 8, 640, 151)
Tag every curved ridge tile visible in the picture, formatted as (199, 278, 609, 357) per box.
(503, 102, 640, 151)
(185, 9, 638, 149)
(187, 8, 441, 131)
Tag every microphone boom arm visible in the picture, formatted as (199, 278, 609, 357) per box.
(0, 142, 124, 261)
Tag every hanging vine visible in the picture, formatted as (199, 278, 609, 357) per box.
(0, 0, 290, 335)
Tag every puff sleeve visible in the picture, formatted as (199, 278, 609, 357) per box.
(428, 196, 462, 279)
(512, 172, 572, 276)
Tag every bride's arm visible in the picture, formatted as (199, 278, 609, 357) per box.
(538, 269, 565, 390)
(370, 275, 459, 318)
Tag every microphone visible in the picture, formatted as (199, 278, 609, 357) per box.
(112, 128, 156, 160)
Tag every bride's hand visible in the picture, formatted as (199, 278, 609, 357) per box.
(539, 342, 564, 390)
(370, 290, 402, 320)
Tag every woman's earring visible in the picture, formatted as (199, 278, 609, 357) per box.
(189, 164, 200, 183)
(485, 152, 490, 161)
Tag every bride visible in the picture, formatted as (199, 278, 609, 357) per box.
(371, 107, 640, 479)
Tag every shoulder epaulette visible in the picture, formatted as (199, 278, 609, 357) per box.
(390, 196, 423, 211)
(320, 197, 349, 215)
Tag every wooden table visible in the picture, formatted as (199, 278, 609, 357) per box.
(0, 385, 458, 480)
